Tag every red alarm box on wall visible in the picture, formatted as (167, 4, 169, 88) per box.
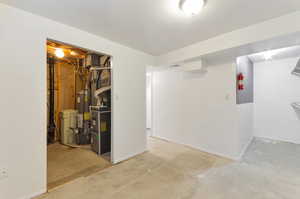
(237, 73, 244, 90)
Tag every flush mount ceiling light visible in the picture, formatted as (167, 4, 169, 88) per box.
(180, 0, 205, 16)
(55, 48, 64, 58)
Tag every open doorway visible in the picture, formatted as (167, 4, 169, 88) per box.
(146, 70, 153, 137)
(46, 40, 112, 190)
(236, 45, 300, 145)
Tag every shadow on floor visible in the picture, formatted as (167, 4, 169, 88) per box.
(47, 143, 111, 190)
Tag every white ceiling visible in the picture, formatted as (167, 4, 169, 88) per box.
(1, 0, 300, 55)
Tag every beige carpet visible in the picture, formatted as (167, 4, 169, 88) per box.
(47, 143, 111, 190)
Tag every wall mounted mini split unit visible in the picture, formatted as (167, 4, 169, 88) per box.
(182, 60, 204, 72)
(170, 60, 206, 72)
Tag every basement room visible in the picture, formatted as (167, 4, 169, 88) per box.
(1, 0, 300, 199)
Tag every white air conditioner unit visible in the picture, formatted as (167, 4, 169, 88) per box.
(168, 60, 207, 74)
(181, 60, 204, 72)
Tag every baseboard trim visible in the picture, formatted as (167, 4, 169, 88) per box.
(236, 136, 254, 160)
(112, 148, 147, 164)
(152, 135, 239, 160)
(18, 188, 47, 199)
(254, 135, 300, 145)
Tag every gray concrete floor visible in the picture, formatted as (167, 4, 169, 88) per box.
(36, 137, 300, 199)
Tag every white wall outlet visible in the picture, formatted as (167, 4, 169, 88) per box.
(0, 168, 8, 181)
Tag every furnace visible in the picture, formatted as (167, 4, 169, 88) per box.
(46, 40, 112, 190)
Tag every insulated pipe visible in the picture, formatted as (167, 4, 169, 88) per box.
(47, 57, 56, 143)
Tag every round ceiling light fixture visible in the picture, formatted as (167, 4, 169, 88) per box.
(180, 0, 205, 16)
(55, 48, 64, 58)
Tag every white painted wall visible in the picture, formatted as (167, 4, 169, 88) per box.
(237, 104, 254, 157)
(236, 57, 254, 157)
(152, 63, 245, 159)
(146, 73, 152, 129)
(254, 57, 300, 144)
(0, 4, 154, 199)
